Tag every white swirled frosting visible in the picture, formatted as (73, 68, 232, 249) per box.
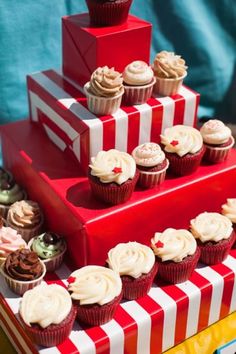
(19, 283, 72, 328)
(107, 242, 155, 278)
(222, 199, 236, 223)
(161, 125, 203, 157)
(68, 266, 122, 305)
(123, 61, 154, 86)
(89, 149, 136, 185)
(151, 228, 197, 262)
(132, 143, 165, 167)
(200, 119, 232, 145)
(190, 212, 233, 243)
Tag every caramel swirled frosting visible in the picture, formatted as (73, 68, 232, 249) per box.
(20, 283, 72, 328)
(68, 265, 122, 305)
(89, 149, 136, 185)
(107, 241, 155, 278)
(7, 200, 42, 229)
(151, 228, 197, 262)
(222, 199, 236, 224)
(0, 226, 27, 258)
(190, 212, 233, 243)
(89, 66, 124, 97)
(161, 125, 203, 157)
(4, 249, 43, 281)
(132, 142, 165, 167)
(153, 51, 188, 79)
(200, 119, 232, 145)
(123, 61, 154, 86)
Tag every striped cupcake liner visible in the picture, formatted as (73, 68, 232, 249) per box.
(154, 73, 187, 97)
(138, 160, 169, 189)
(6, 214, 44, 243)
(123, 77, 156, 105)
(203, 137, 235, 164)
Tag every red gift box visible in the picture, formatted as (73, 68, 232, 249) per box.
(62, 13, 152, 86)
(27, 69, 200, 174)
(1, 120, 236, 269)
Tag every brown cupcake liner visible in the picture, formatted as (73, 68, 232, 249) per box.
(123, 77, 156, 105)
(138, 160, 169, 189)
(89, 169, 139, 205)
(7, 215, 44, 243)
(165, 146, 205, 176)
(121, 262, 158, 300)
(19, 305, 77, 347)
(86, 0, 133, 26)
(75, 291, 122, 326)
(203, 137, 235, 164)
(153, 73, 187, 96)
(0, 261, 46, 296)
(156, 247, 201, 284)
(197, 231, 236, 265)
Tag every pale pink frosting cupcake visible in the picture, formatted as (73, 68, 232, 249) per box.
(0, 224, 27, 265)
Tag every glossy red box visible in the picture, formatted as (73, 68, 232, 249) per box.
(62, 13, 152, 86)
(1, 120, 236, 269)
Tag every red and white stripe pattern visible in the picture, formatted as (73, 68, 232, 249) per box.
(27, 69, 200, 173)
(1, 251, 236, 354)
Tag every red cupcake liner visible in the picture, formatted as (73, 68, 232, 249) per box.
(138, 160, 169, 189)
(123, 77, 156, 105)
(164, 146, 205, 176)
(88, 169, 139, 205)
(232, 225, 236, 249)
(121, 262, 158, 300)
(203, 137, 235, 164)
(156, 247, 201, 284)
(86, 0, 133, 26)
(197, 231, 236, 265)
(19, 305, 77, 347)
(75, 292, 122, 326)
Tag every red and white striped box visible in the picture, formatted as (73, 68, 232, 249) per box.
(1, 252, 236, 354)
(27, 69, 200, 174)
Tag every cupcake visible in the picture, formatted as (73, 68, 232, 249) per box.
(151, 228, 200, 284)
(0, 218, 27, 266)
(153, 51, 188, 96)
(132, 142, 169, 188)
(190, 212, 235, 265)
(84, 66, 124, 115)
(200, 119, 235, 163)
(0, 168, 26, 218)
(0, 249, 46, 295)
(7, 200, 44, 242)
(86, 0, 133, 26)
(122, 61, 156, 105)
(88, 149, 139, 205)
(107, 241, 157, 299)
(160, 125, 205, 176)
(68, 265, 122, 326)
(28, 232, 67, 272)
(19, 283, 77, 347)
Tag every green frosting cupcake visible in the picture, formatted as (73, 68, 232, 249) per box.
(31, 232, 66, 259)
(0, 168, 25, 205)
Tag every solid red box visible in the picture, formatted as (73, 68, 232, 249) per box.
(27, 69, 200, 174)
(1, 120, 236, 270)
(62, 13, 152, 86)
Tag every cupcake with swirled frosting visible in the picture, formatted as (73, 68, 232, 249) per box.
(153, 51, 188, 96)
(19, 283, 77, 347)
(122, 61, 156, 105)
(88, 149, 139, 205)
(84, 66, 124, 115)
(200, 119, 234, 163)
(68, 265, 122, 325)
(160, 125, 205, 176)
(132, 142, 169, 188)
(190, 212, 235, 265)
(151, 228, 200, 283)
(107, 241, 157, 299)
(7, 200, 44, 242)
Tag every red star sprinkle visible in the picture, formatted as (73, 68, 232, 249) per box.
(155, 240, 164, 248)
(112, 167, 122, 174)
(67, 276, 76, 284)
(170, 140, 179, 146)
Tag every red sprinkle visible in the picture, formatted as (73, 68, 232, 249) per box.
(112, 167, 122, 174)
(155, 240, 164, 248)
(67, 276, 76, 284)
(170, 140, 179, 146)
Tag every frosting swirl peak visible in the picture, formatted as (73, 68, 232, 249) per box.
(200, 119, 232, 145)
(132, 142, 165, 167)
(89, 66, 124, 97)
(153, 51, 188, 79)
(123, 61, 154, 86)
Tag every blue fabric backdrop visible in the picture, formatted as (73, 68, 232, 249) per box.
(0, 0, 235, 125)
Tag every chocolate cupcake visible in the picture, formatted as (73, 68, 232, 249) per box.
(7, 200, 44, 242)
(1, 249, 46, 295)
(28, 232, 67, 272)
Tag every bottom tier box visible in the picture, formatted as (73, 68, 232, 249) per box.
(1, 120, 236, 269)
(0, 251, 236, 354)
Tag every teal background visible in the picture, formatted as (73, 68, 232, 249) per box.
(0, 0, 236, 124)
